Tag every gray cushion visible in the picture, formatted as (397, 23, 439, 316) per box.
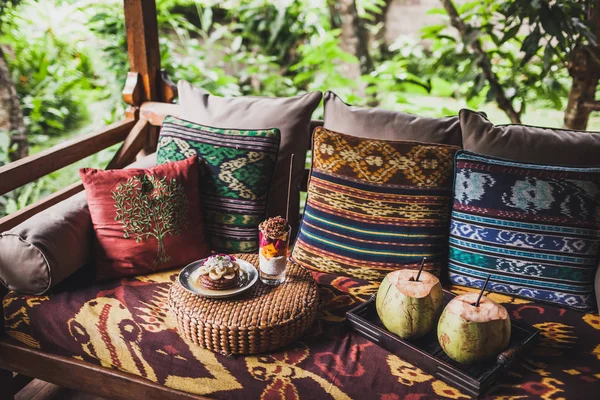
(177, 80, 322, 233)
(0, 153, 157, 294)
(460, 109, 600, 166)
(323, 91, 462, 146)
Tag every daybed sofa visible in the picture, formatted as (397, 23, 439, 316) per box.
(1, 90, 600, 400)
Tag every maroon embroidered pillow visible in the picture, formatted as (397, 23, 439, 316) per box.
(80, 156, 210, 280)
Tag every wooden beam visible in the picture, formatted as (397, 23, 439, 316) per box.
(0, 183, 83, 232)
(144, 125, 160, 156)
(0, 119, 135, 196)
(0, 339, 204, 400)
(0, 119, 156, 232)
(107, 119, 150, 169)
(122, 71, 142, 107)
(124, 0, 161, 103)
(0, 121, 157, 232)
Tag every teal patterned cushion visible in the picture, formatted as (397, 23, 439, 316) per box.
(157, 116, 280, 253)
(449, 151, 600, 311)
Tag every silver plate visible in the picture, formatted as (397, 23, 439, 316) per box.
(178, 257, 259, 298)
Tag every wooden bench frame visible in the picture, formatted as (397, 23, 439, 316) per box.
(0, 2, 196, 396)
(0, 101, 320, 400)
(0, 1, 323, 398)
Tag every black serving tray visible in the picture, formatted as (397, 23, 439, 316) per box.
(346, 291, 539, 398)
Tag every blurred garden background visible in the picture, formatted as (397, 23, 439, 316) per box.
(1, 0, 599, 217)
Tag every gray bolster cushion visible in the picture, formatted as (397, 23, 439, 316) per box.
(0, 153, 157, 294)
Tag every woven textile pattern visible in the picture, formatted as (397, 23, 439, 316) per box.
(449, 152, 600, 311)
(157, 116, 280, 253)
(4, 267, 600, 399)
(291, 127, 459, 281)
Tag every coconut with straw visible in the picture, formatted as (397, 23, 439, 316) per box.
(376, 257, 444, 340)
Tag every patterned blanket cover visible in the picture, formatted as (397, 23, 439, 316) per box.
(3, 268, 600, 399)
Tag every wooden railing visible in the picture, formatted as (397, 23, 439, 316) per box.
(0, 0, 322, 235)
(0, 0, 175, 238)
(0, 119, 135, 197)
(0, 118, 151, 232)
(0, 99, 323, 233)
(0, 3, 185, 399)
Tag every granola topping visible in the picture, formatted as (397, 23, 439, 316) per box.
(259, 216, 289, 239)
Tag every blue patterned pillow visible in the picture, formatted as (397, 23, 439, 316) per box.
(449, 152, 600, 311)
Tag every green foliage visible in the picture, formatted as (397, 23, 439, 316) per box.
(0, 0, 112, 140)
(292, 29, 359, 99)
(87, 0, 209, 94)
(0, 0, 594, 218)
(0, 131, 10, 168)
(233, 0, 323, 65)
(356, 0, 388, 20)
(363, 53, 431, 107)
(420, 0, 593, 112)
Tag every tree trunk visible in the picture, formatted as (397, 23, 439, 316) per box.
(331, 0, 374, 77)
(563, 0, 600, 130)
(0, 47, 27, 161)
(372, 0, 393, 47)
(440, 0, 521, 123)
(328, 0, 376, 104)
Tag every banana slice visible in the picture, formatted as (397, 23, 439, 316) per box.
(209, 270, 224, 280)
(223, 272, 236, 280)
(198, 266, 209, 275)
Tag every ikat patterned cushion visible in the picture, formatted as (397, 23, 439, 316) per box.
(291, 127, 460, 282)
(157, 116, 280, 253)
(178, 81, 322, 234)
(449, 152, 600, 311)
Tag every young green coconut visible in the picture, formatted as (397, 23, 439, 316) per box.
(376, 259, 443, 340)
(437, 276, 511, 364)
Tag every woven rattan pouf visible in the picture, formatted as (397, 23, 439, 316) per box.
(168, 253, 319, 355)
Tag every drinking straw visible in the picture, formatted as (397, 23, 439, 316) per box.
(475, 274, 491, 307)
(415, 257, 427, 281)
(285, 154, 295, 223)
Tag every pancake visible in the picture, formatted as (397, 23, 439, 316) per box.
(198, 273, 240, 290)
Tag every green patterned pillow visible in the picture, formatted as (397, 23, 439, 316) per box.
(157, 116, 280, 253)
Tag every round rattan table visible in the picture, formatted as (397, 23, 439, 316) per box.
(168, 253, 319, 355)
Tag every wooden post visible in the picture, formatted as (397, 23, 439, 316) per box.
(124, 0, 161, 103)
(123, 0, 161, 154)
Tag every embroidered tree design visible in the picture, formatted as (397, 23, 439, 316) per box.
(112, 174, 189, 267)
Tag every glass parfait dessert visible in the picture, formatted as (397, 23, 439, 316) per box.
(258, 216, 291, 285)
